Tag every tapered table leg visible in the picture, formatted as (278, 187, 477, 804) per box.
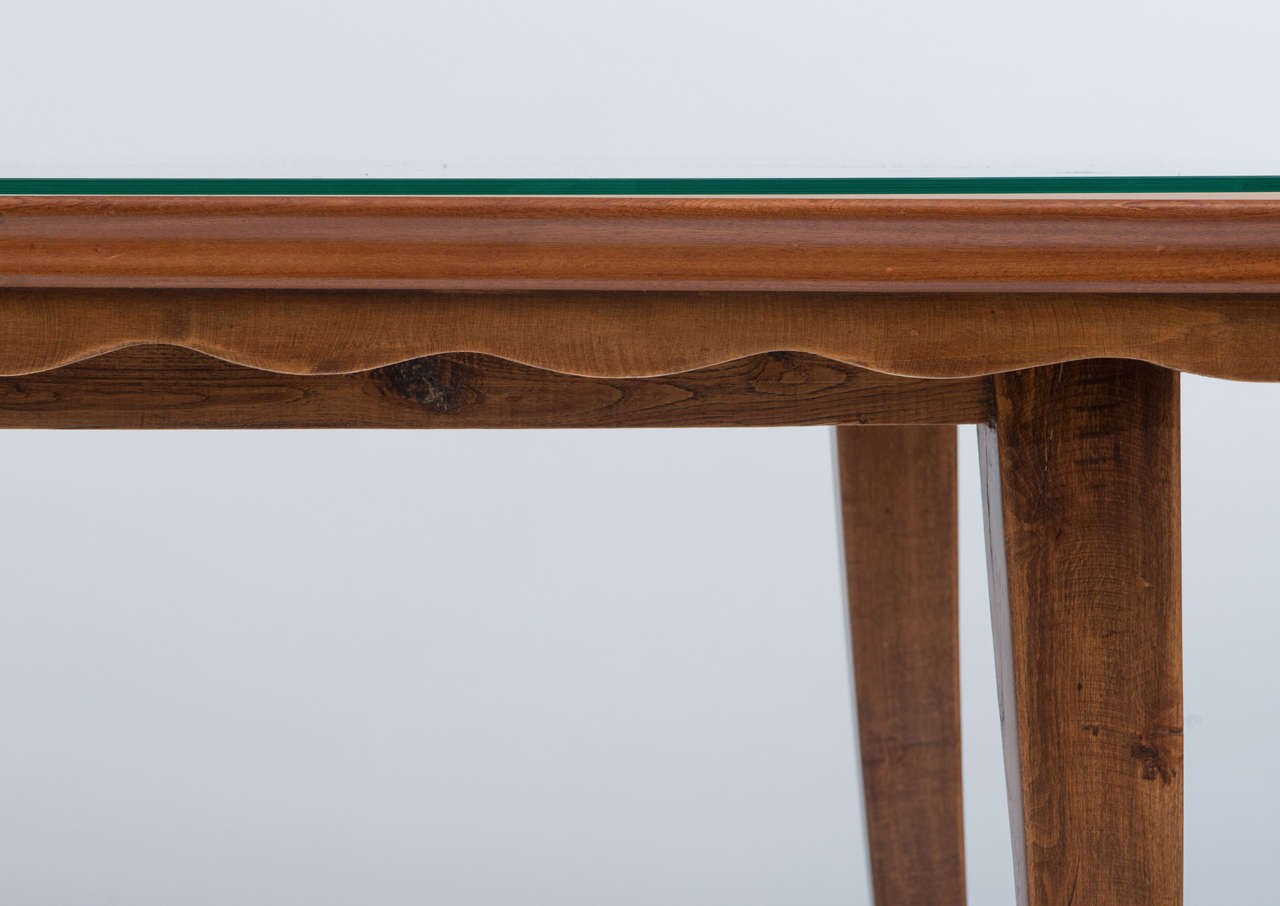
(835, 425, 965, 906)
(979, 360, 1182, 906)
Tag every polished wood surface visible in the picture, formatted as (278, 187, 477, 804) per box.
(4, 196, 1280, 293)
(0, 346, 992, 429)
(980, 361, 1182, 906)
(3, 289, 1280, 381)
(837, 426, 965, 906)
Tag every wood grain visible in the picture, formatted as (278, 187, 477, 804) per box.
(3, 288, 1280, 381)
(836, 426, 965, 906)
(4, 196, 1280, 292)
(0, 346, 992, 429)
(979, 360, 1181, 906)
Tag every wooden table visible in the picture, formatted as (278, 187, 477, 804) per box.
(4, 176, 1279, 906)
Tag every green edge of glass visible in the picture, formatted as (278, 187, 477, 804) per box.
(3, 176, 1280, 195)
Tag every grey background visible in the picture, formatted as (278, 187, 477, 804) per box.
(2, 1, 1279, 902)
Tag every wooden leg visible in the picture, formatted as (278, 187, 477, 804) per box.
(979, 360, 1182, 906)
(835, 425, 965, 906)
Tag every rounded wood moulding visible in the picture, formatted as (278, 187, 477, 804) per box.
(4, 195, 1280, 293)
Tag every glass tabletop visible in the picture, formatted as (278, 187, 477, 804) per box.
(3, 176, 1280, 195)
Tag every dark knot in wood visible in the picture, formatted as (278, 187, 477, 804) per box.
(372, 355, 480, 413)
(1129, 731, 1181, 785)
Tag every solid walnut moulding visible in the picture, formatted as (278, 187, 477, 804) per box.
(4, 195, 1280, 293)
(1, 289, 1280, 381)
(0, 346, 994, 429)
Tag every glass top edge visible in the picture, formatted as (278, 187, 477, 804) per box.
(4, 177, 1280, 196)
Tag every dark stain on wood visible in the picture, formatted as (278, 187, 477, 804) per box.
(1130, 739, 1177, 784)
(373, 356, 480, 413)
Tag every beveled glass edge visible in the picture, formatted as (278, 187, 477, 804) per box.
(4, 176, 1280, 195)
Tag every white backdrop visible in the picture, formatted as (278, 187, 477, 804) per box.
(3, 1, 1279, 903)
